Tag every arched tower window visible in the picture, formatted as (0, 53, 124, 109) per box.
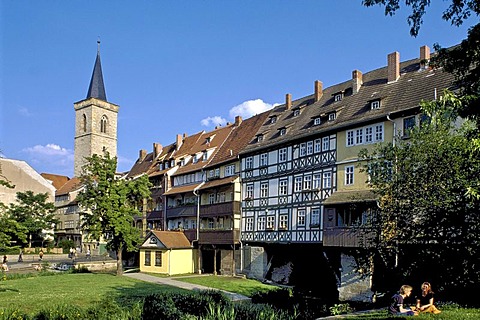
(100, 115, 108, 133)
(82, 114, 87, 132)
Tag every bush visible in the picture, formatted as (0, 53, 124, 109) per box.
(329, 303, 354, 315)
(233, 303, 294, 320)
(142, 293, 183, 320)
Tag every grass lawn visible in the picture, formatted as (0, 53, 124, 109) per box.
(334, 308, 480, 319)
(160, 274, 279, 297)
(0, 272, 187, 314)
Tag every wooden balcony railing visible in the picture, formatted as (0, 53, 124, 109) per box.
(322, 227, 374, 247)
(200, 201, 240, 217)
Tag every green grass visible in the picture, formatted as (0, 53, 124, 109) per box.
(0, 272, 188, 314)
(334, 308, 480, 319)
(172, 274, 280, 297)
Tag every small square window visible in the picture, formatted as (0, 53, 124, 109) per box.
(314, 117, 321, 125)
(279, 128, 286, 136)
(371, 101, 380, 110)
(293, 109, 300, 117)
(334, 93, 342, 102)
(257, 134, 264, 142)
(328, 113, 336, 121)
(270, 116, 277, 124)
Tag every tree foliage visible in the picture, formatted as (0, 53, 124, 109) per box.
(362, 0, 480, 128)
(6, 191, 57, 248)
(359, 91, 480, 303)
(362, 0, 479, 37)
(76, 152, 152, 275)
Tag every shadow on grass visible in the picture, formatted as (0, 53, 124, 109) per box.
(106, 277, 190, 307)
(0, 287, 20, 293)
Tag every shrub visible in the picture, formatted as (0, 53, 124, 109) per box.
(233, 303, 294, 320)
(329, 303, 354, 315)
(142, 293, 183, 320)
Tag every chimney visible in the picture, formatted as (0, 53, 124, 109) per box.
(352, 70, 363, 94)
(420, 45, 430, 70)
(139, 149, 147, 162)
(153, 143, 162, 158)
(387, 51, 400, 83)
(286, 93, 292, 110)
(176, 134, 183, 151)
(235, 115, 243, 126)
(314, 80, 323, 102)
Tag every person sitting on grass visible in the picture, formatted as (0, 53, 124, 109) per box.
(389, 285, 418, 316)
(415, 282, 442, 314)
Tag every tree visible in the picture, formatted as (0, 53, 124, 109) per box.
(76, 153, 152, 276)
(7, 191, 57, 248)
(359, 91, 480, 304)
(362, 0, 478, 37)
(0, 203, 28, 250)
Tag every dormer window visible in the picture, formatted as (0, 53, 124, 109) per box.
(279, 127, 286, 136)
(314, 117, 321, 125)
(159, 163, 164, 170)
(370, 100, 380, 110)
(165, 161, 169, 169)
(206, 135, 214, 144)
(270, 116, 277, 124)
(170, 160, 175, 167)
(293, 109, 300, 117)
(192, 154, 198, 164)
(334, 93, 343, 102)
(328, 113, 336, 121)
(180, 158, 185, 166)
(203, 151, 208, 161)
(256, 134, 264, 142)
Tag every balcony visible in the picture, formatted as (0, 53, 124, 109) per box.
(199, 229, 240, 245)
(166, 205, 196, 219)
(200, 201, 240, 218)
(322, 227, 374, 247)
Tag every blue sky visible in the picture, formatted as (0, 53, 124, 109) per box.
(0, 0, 476, 177)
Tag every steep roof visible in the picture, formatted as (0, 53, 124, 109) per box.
(175, 125, 234, 175)
(150, 230, 191, 248)
(241, 51, 455, 155)
(204, 112, 270, 169)
(56, 177, 83, 196)
(86, 42, 107, 101)
(40, 173, 70, 190)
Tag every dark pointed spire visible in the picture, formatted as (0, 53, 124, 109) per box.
(86, 39, 107, 101)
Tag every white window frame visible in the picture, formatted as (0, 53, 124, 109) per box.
(246, 184, 254, 199)
(311, 208, 320, 226)
(345, 165, 354, 185)
(279, 180, 288, 195)
(279, 148, 287, 162)
(306, 141, 313, 155)
(297, 209, 306, 226)
(371, 100, 380, 109)
(279, 215, 288, 229)
(322, 137, 330, 151)
(314, 139, 321, 153)
(346, 123, 384, 147)
(260, 182, 269, 198)
(257, 216, 265, 230)
(294, 177, 302, 192)
(260, 153, 268, 167)
(323, 172, 332, 189)
(313, 174, 321, 189)
(266, 215, 275, 229)
(314, 117, 321, 125)
(303, 175, 312, 190)
(224, 164, 235, 176)
(300, 143, 306, 157)
(245, 157, 253, 169)
(246, 217, 253, 231)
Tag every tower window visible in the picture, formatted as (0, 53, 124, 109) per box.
(100, 115, 108, 133)
(83, 114, 87, 132)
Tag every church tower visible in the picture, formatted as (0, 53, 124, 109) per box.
(74, 41, 119, 177)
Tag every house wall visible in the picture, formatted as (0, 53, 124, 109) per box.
(338, 253, 373, 302)
(0, 158, 56, 206)
(139, 248, 194, 275)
